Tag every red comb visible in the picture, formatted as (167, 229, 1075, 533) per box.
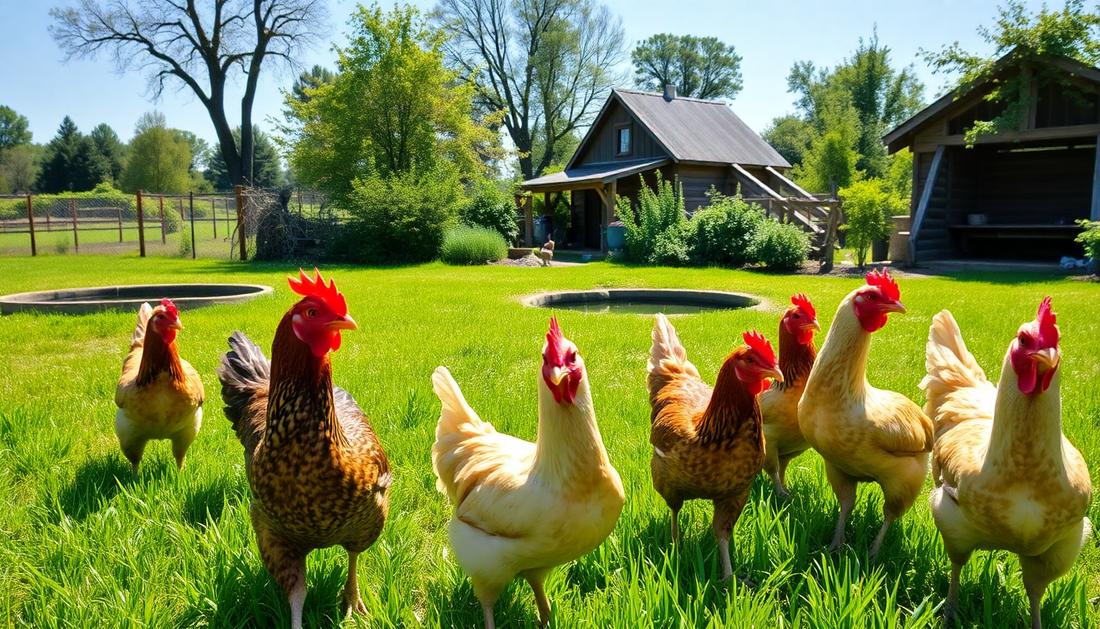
(866, 268, 900, 301)
(159, 298, 179, 319)
(791, 293, 816, 319)
(743, 330, 777, 366)
(288, 268, 347, 316)
(1037, 296, 1058, 346)
(547, 317, 564, 352)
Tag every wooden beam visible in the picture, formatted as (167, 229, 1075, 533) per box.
(731, 164, 783, 200)
(603, 180, 617, 253)
(524, 195, 534, 247)
(909, 145, 945, 265)
(911, 123, 1100, 153)
(765, 166, 814, 199)
(1092, 133, 1100, 221)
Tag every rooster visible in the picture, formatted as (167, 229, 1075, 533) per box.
(538, 237, 554, 266)
(216, 269, 391, 629)
(647, 315, 783, 582)
(759, 294, 820, 498)
(431, 318, 624, 629)
(798, 269, 932, 557)
(114, 299, 204, 474)
(922, 298, 1092, 629)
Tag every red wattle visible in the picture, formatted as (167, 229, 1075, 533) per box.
(1016, 364, 1037, 395)
(797, 329, 814, 345)
(1040, 366, 1056, 392)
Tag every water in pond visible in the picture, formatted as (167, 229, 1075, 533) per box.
(548, 301, 732, 315)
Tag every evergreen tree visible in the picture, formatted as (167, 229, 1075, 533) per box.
(204, 125, 284, 190)
(89, 123, 126, 182)
(35, 117, 110, 192)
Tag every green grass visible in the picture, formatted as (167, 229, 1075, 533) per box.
(0, 256, 1097, 628)
(0, 218, 239, 258)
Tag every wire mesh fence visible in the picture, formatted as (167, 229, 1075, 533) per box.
(0, 188, 330, 259)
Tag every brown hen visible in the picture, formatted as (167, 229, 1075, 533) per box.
(647, 314, 782, 582)
(216, 269, 391, 629)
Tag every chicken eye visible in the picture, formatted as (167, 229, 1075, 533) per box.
(793, 313, 801, 319)
(567, 350, 576, 363)
(1019, 334, 1029, 346)
(746, 357, 754, 365)
(867, 293, 878, 301)
(305, 308, 317, 318)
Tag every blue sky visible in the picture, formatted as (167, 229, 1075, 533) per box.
(0, 0, 1047, 147)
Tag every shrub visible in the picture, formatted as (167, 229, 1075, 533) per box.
(339, 166, 463, 264)
(839, 178, 902, 267)
(750, 219, 811, 270)
(461, 182, 519, 244)
(1077, 219, 1100, 261)
(179, 225, 193, 257)
(440, 225, 508, 265)
(619, 172, 686, 264)
(689, 193, 765, 267)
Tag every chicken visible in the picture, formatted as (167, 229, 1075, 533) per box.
(216, 269, 391, 629)
(759, 293, 821, 498)
(114, 299, 204, 474)
(922, 298, 1092, 629)
(647, 315, 783, 582)
(538, 237, 554, 266)
(798, 269, 932, 557)
(431, 318, 624, 629)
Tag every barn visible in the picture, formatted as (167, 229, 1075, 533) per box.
(884, 50, 1100, 263)
(520, 86, 801, 252)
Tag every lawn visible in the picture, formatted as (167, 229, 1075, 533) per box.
(0, 256, 1097, 628)
(0, 218, 238, 258)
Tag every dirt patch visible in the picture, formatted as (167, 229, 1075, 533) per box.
(491, 254, 545, 268)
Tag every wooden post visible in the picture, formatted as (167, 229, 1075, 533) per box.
(70, 198, 79, 253)
(542, 191, 550, 245)
(524, 194, 533, 247)
(136, 190, 146, 257)
(211, 198, 217, 239)
(235, 185, 247, 261)
(159, 196, 166, 244)
(603, 179, 617, 253)
(45, 210, 51, 231)
(117, 207, 123, 242)
(189, 192, 196, 259)
(178, 198, 184, 220)
(26, 194, 36, 256)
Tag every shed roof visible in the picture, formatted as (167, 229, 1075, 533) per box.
(567, 89, 790, 170)
(522, 157, 672, 192)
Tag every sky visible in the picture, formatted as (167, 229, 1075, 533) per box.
(0, 0, 1051, 149)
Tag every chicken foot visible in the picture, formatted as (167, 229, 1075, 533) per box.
(524, 568, 553, 628)
(713, 495, 749, 584)
(342, 550, 368, 618)
(943, 561, 964, 627)
(825, 463, 857, 553)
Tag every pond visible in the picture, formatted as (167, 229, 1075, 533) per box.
(523, 289, 762, 315)
(0, 283, 273, 315)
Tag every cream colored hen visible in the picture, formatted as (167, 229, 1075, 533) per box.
(923, 298, 1092, 629)
(431, 318, 624, 629)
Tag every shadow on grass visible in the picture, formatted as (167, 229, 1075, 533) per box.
(181, 478, 239, 529)
(52, 454, 164, 522)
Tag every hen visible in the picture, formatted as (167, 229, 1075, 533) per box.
(431, 318, 624, 629)
(923, 298, 1092, 629)
(798, 269, 933, 557)
(647, 315, 783, 581)
(216, 269, 391, 629)
(759, 294, 820, 498)
(538, 237, 555, 267)
(114, 299, 204, 474)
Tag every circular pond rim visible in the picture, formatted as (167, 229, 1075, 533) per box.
(522, 288, 765, 313)
(0, 283, 274, 315)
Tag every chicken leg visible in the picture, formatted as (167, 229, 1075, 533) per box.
(342, 550, 368, 617)
(524, 568, 553, 627)
(713, 494, 749, 582)
(825, 462, 857, 553)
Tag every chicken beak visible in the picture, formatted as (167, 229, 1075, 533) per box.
(168, 320, 184, 331)
(327, 314, 359, 331)
(548, 366, 567, 386)
(808, 318, 821, 332)
(1033, 347, 1059, 370)
(882, 300, 906, 315)
(764, 365, 784, 384)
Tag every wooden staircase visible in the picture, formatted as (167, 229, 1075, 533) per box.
(733, 166, 842, 262)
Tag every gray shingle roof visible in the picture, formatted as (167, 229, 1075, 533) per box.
(609, 89, 790, 168)
(522, 158, 672, 190)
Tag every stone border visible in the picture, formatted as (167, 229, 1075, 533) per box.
(522, 288, 763, 312)
(0, 283, 274, 315)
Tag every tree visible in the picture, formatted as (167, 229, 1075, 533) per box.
(0, 145, 44, 193)
(433, 0, 626, 179)
(205, 125, 284, 190)
(0, 106, 32, 150)
(172, 130, 209, 174)
(631, 34, 742, 100)
(120, 111, 192, 193)
(282, 4, 498, 200)
(35, 117, 111, 193)
(291, 64, 336, 103)
(50, 0, 327, 189)
(89, 123, 126, 182)
(761, 115, 814, 167)
(922, 0, 1100, 143)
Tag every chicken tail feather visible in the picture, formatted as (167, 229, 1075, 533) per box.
(216, 331, 271, 453)
(647, 313, 701, 400)
(920, 310, 994, 436)
(130, 302, 154, 350)
(430, 366, 492, 501)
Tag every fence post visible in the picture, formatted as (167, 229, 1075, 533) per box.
(211, 198, 217, 239)
(117, 207, 123, 242)
(189, 191, 196, 260)
(178, 197, 184, 220)
(136, 190, 146, 257)
(234, 185, 247, 261)
(27, 194, 36, 256)
(71, 198, 79, 253)
(225, 198, 230, 235)
(159, 195, 166, 244)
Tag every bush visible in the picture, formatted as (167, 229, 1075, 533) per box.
(461, 182, 519, 244)
(619, 172, 686, 264)
(179, 225, 193, 257)
(689, 193, 766, 267)
(750, 219, 811, 270)
(339, 167, 463, 264)
(839, 178, 902, 267)
(1077, 219, 1100, 261)
(440, 225, 508, 265)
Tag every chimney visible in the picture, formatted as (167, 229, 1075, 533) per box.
(663, 84, 677, 101)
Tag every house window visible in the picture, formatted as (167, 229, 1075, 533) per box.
(615, 123, 632, 156)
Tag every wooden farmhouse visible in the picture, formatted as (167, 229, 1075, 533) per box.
(521, 86, 811, 252)
(884, 50, 1100, 263)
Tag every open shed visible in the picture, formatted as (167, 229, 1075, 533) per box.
(883, 50, 1100, 263)
(520, 86, 812, 252)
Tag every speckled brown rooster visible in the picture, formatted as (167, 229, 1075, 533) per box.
(216, 269, 391, 629)
(647, 315, 783, 582)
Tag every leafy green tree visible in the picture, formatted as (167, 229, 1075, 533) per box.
(120, 112, 192, 193)
(35, 117, 111, 193)
(0, 144, 44, 193)
(291, 65, 336, 104)
(0, 105, 32, 150)
(631, 34, 742, 100)
(922, 0, 1100, 143)
(840, 178, 906, 266)
(761, 115, 814, 167)
(89, 123, 125, 182)
(172, 130, 209, 173)
(205, 126, 283, 190)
